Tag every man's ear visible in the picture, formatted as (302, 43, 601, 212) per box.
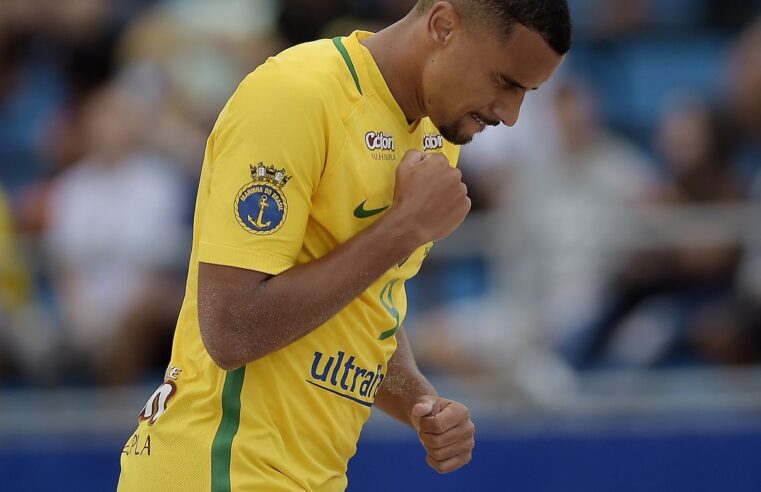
(427, 2, 460, 46)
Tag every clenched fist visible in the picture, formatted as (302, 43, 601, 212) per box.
(410, 396, 475, 474)
(388, 150, 471, 247)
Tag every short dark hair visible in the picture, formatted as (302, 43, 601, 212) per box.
(415, 0, 572, 55)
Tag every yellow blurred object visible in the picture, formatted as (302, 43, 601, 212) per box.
(0, 185, 31, 313)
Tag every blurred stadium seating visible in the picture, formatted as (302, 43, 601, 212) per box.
(1, 0, 761, 490)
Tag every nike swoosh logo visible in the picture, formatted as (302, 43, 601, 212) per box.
(354, 200, 389, 219)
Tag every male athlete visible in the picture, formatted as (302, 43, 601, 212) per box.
(118, 1, 571, 490)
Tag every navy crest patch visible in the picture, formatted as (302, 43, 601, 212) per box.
(234, 163, 291, 235)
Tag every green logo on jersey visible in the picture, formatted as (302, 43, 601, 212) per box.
(378, 279, 401, 340)
(354, 200, 389, 219)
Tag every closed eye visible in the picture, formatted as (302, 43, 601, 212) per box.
(494, 74, 515, 90)
(495, 74, 538, 92)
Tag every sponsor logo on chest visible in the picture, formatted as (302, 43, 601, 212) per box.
(423, 133, 444, 152)
(365, 131, 396, 161)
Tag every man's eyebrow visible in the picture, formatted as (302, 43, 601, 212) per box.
(500, 74, 539, 92)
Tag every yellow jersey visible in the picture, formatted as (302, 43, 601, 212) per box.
(118, 30, 459, 492)
(0, 185, 30, 312)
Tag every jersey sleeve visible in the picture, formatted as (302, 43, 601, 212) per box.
(197, 65, 329, 275)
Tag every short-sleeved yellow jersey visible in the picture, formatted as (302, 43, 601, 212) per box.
(118, 31, 459, 492)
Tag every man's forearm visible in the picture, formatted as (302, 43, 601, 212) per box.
(374, 327, 436, 426)
(199, 210, 418, 369)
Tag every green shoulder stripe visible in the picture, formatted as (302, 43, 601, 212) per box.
(211, 367, 246, 492)
(332, 37, 363, 95)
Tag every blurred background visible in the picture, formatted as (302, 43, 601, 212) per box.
(1, 0, 761, 490)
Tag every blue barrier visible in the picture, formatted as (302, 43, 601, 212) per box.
(349, 431, 761, 491)
(2, 429, 761, 491)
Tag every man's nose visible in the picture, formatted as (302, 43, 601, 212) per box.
(493, 91, 526, 127)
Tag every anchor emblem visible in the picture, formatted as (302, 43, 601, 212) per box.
(235, 162, 291, 236)
(248, 195, 272, 229)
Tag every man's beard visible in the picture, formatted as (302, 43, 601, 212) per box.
(439, 113, 500, 146)
(438, 121, 475, 146)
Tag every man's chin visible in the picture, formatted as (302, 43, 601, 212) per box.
(439, 125, 475, 146)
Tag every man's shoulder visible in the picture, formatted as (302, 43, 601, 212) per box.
(237, 38, 356, 112)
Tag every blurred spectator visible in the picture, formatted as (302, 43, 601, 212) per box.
(734, 16, 761, 360)
(0, 183, 33, 380)
(44, 85, 188, 385)
(0, 0, 758, 392)
(570, 97, 750, 368)
(0, 0, 126, 190)
(412, 78, 655, 397)
(116, 0, 283, 171)
(727, 17, 761, 179)
(0, 1, 65, 189)
(0, 187, 31, 316)
(500, 80, 656, 345)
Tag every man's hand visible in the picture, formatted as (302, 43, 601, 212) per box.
(388, 150, 471, 247)
(410, 396, 475, 474)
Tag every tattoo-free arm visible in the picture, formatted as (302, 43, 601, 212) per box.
(374, 326, 437, 427)
(198, 211, 417, 370)
(198, 150, 470, 371)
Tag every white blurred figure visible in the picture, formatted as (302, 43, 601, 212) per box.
(46, 85, 188, 384)
(501, 79, 655, 345)
(412, 78, 655, 401)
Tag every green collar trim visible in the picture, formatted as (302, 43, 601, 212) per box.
(333, 36, 363, 95)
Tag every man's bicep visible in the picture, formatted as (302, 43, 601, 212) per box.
(197, 262, 271, 322)
(198, 262, 272, 292)
(198, 70, 327, 275)
(197, 262, 272, 368)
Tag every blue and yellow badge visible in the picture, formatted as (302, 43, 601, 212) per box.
(235, 163, 290, 235)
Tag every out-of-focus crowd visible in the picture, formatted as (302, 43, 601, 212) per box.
(411, 1, 761, 397)
(0, 0, 759, 389)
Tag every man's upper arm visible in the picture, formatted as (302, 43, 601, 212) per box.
(197, 66, 329, 276)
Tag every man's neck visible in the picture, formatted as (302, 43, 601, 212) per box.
(360, 17, 427, 122)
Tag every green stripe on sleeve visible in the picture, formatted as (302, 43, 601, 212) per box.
(211, 367, 246, 492)
(332, 37, 363, 95)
